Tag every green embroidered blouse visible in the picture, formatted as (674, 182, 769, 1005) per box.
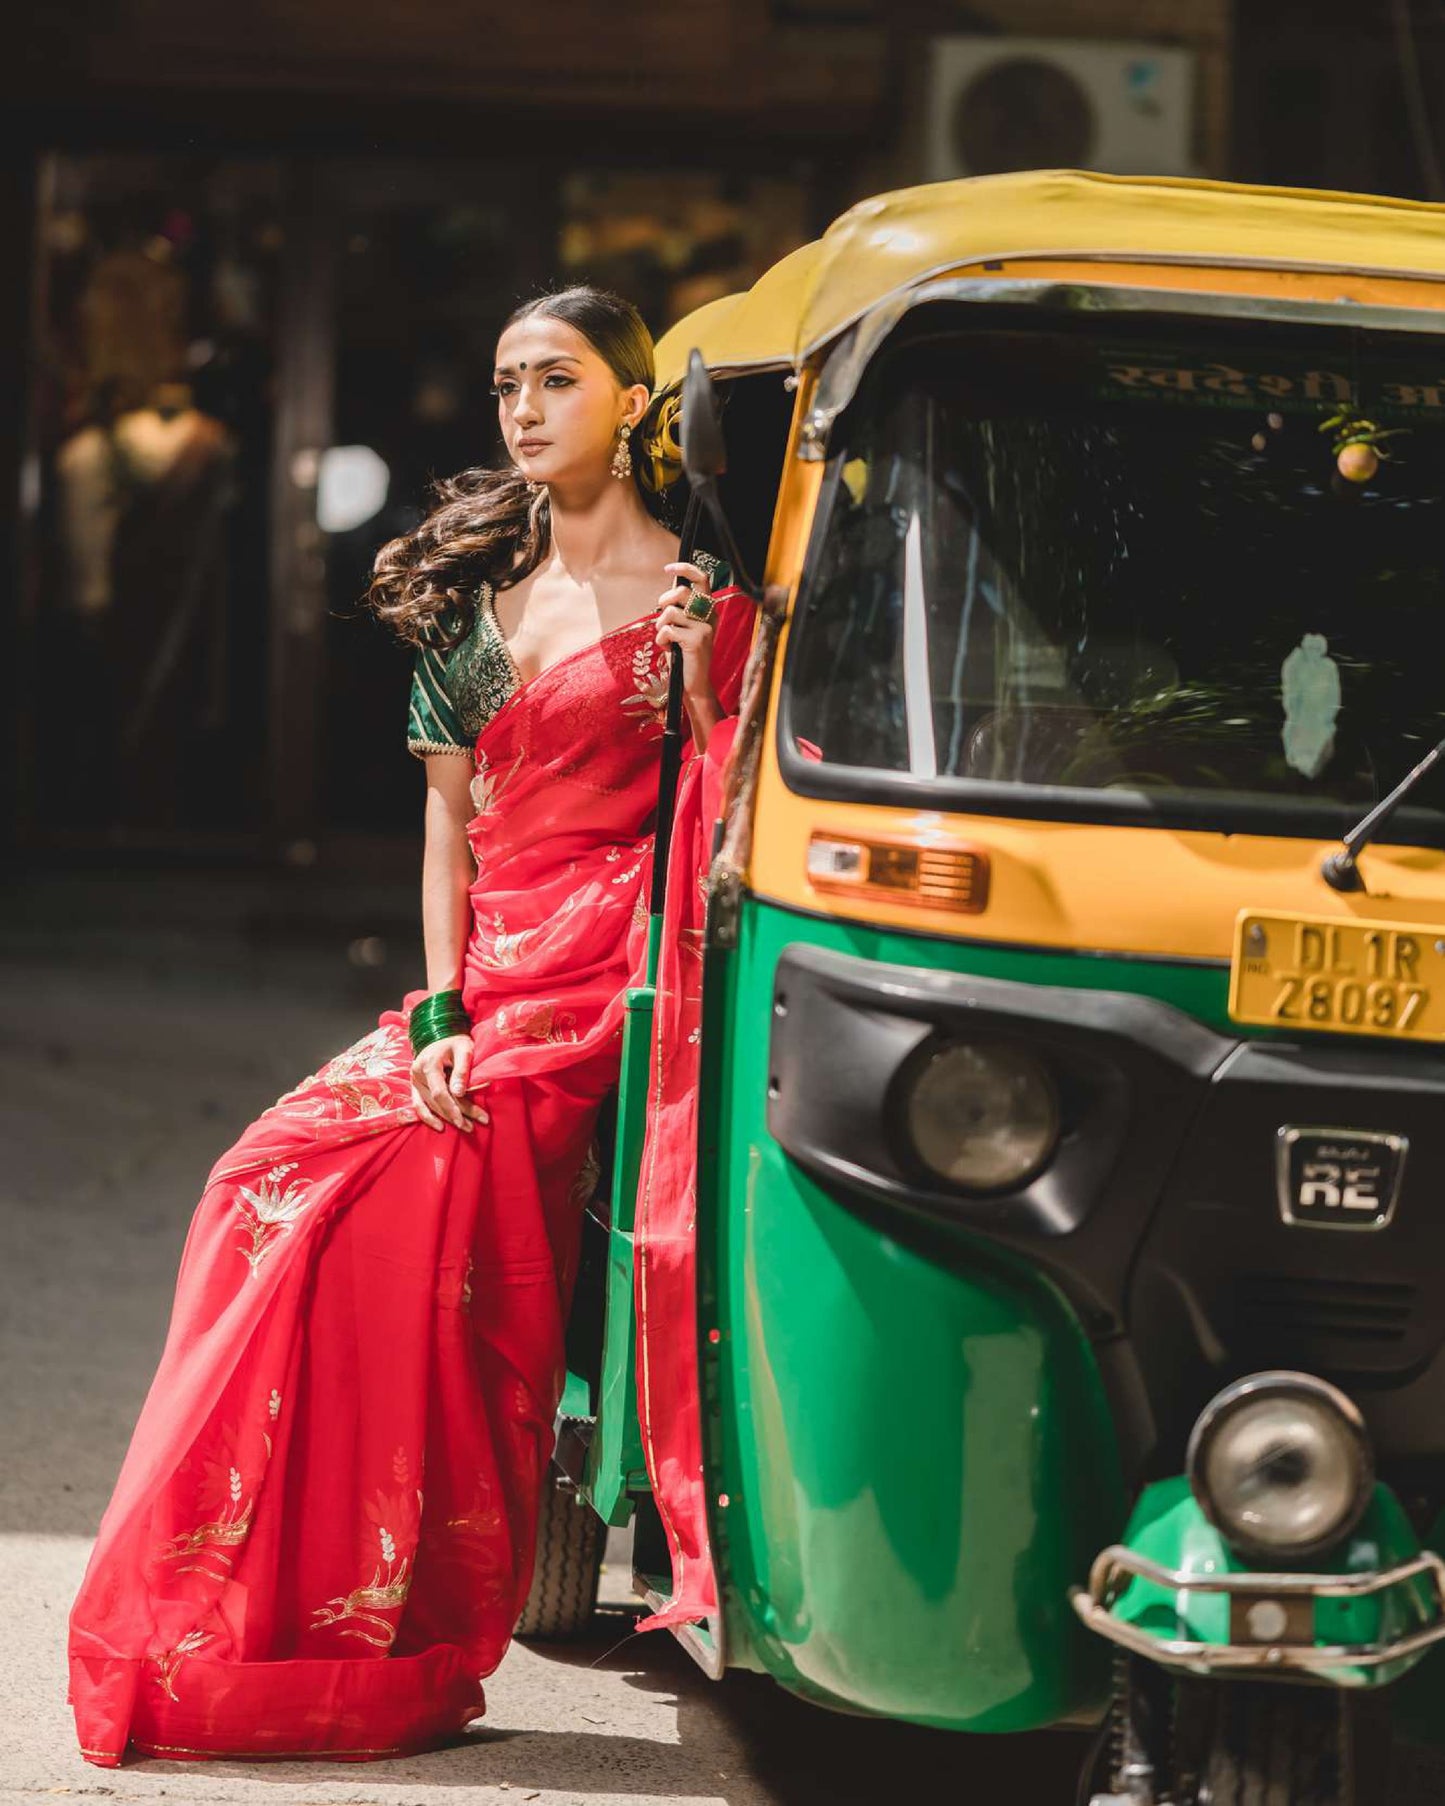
(405, 581, 516, 758)
(405, 554, 727, 759)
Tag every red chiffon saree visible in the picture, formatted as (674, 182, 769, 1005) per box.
(67, 590, 751, 1765)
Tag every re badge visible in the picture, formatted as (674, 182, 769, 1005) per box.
(1275, 1127, 1408, 1231)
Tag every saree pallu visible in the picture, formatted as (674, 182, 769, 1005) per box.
(67, 593, 751, 1765)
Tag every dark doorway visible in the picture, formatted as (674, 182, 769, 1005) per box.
(20, 153, 550, 859)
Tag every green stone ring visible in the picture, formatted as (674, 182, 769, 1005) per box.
(684, 587, 716, 622)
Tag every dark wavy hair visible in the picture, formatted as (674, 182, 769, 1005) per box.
(366, 285, 656, 650)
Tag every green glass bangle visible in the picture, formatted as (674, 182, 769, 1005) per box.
(412, 988, 464, 1018)
(410, 995, 458, 1024)
(408, 987, 472, 1056)
(415, 1007, 470, 1036)
(411, 1020, 470, 1057)
(410, 996, 469, 1033)
(410, 1017, 471, 1056)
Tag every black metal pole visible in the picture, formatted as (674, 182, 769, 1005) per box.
(648, 493, 702, 919)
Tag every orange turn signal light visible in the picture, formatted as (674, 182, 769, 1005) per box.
(806, 833, 990, 914)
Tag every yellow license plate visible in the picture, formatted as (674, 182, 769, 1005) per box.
(1230, 911, 1445, 1042)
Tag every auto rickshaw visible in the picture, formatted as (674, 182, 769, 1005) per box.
(526, 169, 1445, 1804)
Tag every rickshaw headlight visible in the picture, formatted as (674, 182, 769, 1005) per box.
(1187, 1373, 1374, 1561)
(902, 1040, 1060, 1193)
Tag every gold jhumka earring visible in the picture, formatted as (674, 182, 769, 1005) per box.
(610, 422, 633, 481)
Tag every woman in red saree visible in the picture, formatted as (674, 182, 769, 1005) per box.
(67, 286, 751, 1765)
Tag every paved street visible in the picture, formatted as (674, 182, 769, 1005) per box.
(0, 862, 1088, 1806)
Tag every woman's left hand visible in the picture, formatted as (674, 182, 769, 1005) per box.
(655, 561, 720, 702)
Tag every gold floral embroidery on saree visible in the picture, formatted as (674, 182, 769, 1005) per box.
(234, 1160, 317, 1276)
(260, 1024, 412, 1124)
(155, 1489, 254, 1582)
(618, 550, 722, 733)
(493, 999, 580, 1044)
(151, 1628, 216, 1702)
(475, 909, 537, 969)
(310, 1449, 422, 1650)
(621, 642, 671, 730)
(603, 841, 648, 887)
(469, 746, 524, 818)
(427, 1473, 511, 1606)
(309, 1557, 413, 1650)
(321, 1026, 412, 1116)
(439, 1468, 504, 1546)
(153, 1388, 280, 1583)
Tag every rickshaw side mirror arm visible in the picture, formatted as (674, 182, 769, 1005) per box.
(680, 348, 759, 599)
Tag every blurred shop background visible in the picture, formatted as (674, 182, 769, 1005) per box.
(1, 0, 1441, 880)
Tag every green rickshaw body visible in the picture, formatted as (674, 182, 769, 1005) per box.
(695, 897, 1138, 1728)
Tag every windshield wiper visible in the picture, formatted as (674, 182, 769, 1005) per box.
(1322, 734, 1445, 892)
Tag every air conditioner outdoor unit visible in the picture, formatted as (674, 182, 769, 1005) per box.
(922, 36, 1197, 182)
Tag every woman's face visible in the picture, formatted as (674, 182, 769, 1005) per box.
(492, 315, 648, 491)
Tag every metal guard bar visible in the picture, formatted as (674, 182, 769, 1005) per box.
(1071, 1542, 1445, 1674)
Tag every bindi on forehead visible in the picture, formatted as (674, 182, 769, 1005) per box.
(493, 346, 586, 378)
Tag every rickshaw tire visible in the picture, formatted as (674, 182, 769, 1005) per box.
(1080, 1669, 1373, 1806)
(1189, 1680, 1349, 1806)
(514, 1475, 605, 1641)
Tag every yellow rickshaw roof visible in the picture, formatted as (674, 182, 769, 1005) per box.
(653, 239, 826, 389)
(652, 292, 748, 390)
(656, 169, 1445, 384)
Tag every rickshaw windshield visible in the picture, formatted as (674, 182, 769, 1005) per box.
(783, 306, 1445, 847)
